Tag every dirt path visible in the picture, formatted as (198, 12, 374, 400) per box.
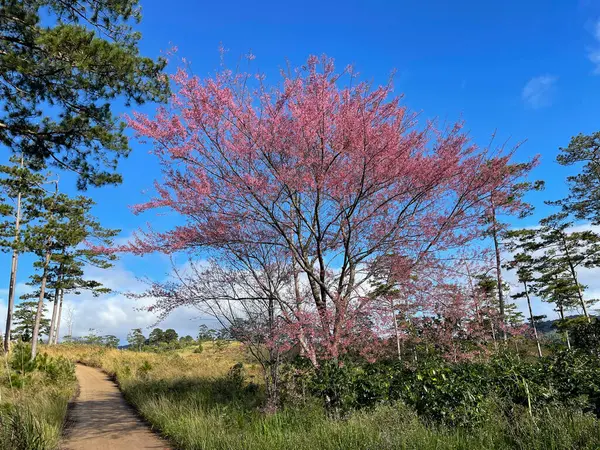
(61, 364, 170, 450)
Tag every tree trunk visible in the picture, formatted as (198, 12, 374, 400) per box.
(66, 305, 74, 337)
(264, 347, 280, 413)
(48, 269, 63, 345)
(53, 289, 64, 344)
(47, 286, 60, 345)
(558, 302, 571, 350)
(4, 249, 20, 352)
(490, 319, 498, 351)
(3, 159, 23, 352)
(390, 298, 402, 361)
(490, 201, 507, 341)
(561, 234, 591, 323)
(523, 281, 542, 358)
(31, 250, 52, 359)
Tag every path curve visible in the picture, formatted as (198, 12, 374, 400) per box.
(61, 364, 170, 450)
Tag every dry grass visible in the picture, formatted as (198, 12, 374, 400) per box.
(45, 341, 261, 381)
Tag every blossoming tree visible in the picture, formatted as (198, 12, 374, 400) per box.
(121, 55, 530, 364)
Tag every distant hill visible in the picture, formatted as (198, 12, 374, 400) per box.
(535, 315, 597, 334)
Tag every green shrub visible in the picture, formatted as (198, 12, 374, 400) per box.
(570, 318, 600, 357)
(36, 354, 76, 383)
(303, 349, 600, 427)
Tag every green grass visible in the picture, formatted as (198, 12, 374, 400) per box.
(48, 344, 600, 450)
(0, 346, 77, 450)
(123, 380, 600, 450)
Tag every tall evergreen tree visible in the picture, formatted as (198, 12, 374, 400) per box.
(504, 228, 543, 357)
(0, 0, 168, 188)
(537, 213, 600, 322)
(534, 263, 582, 350)
(127, 328, 145, 351)
(12, 300, 49, 342)
(554, 131, 600, 223)
(45, 249, 113, 345)
(26, 189, 118, 358)
(0, 154, 46, 350)
(472, 273, 504, 346)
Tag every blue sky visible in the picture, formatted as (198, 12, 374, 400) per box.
(108, 0, 600, 274)
(3, 0, 600, 341)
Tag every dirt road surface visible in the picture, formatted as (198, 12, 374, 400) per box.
(61, 364, 170, 450)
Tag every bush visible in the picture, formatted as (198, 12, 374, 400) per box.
(193, 343, 204, 354)
(570, 318, 600, 356)
(302, 349, 600, 427)
(36, 354, 76, 383)
(0, 345, 77, 449)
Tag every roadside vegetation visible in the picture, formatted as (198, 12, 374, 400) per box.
(47, 332, 600, 450)
(0, 343, 76, 450)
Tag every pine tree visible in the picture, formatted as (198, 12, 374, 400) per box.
(534, 263, 582, 349)
(26, 189, 118, 358)
(46, 238, 115, 345)
(0, 155, 47, 350)
(0, 0, 168, 189)
(504, 228, 543, 357)
(554, 131, 600, 223)
(473, 274, 504, 347)
(12, 300, 49, 342)
(127, 328, 145, 351)
(537, 213, 600, 322)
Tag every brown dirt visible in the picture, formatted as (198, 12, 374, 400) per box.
(61, 364, 170, 450)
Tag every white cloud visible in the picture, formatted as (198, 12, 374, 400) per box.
(56, 263, 217, 344)
(588, 18, 600, 74)
(522, 75, 558, 109)
(5, 221, 598, 345)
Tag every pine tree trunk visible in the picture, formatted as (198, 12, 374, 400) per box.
(53, 289, 64, 344)
(490, 200, 507, 341)
(4, 248, 20, 352)
(390, 298, 402, 361)
(558, 303, 571, 350)
(31, 250, 51, 359)
(568, 262, 590, 322)
(490, 319, 498, 351)
(47, 286, 60, 345)
(561, 234, 591, 323)
(524, 281, 542, 358)
(3, 163, 23, 352)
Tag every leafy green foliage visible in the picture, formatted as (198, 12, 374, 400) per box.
(102, 335, 120, 348)
(570, 318, 600, 356)
(302, 349, 600, 427)
(127, 328, 145, 351)
(163, 328, 178, 343)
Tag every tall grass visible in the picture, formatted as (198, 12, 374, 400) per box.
(0, 346, 77, 450)
(48, 344, 600, 450)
